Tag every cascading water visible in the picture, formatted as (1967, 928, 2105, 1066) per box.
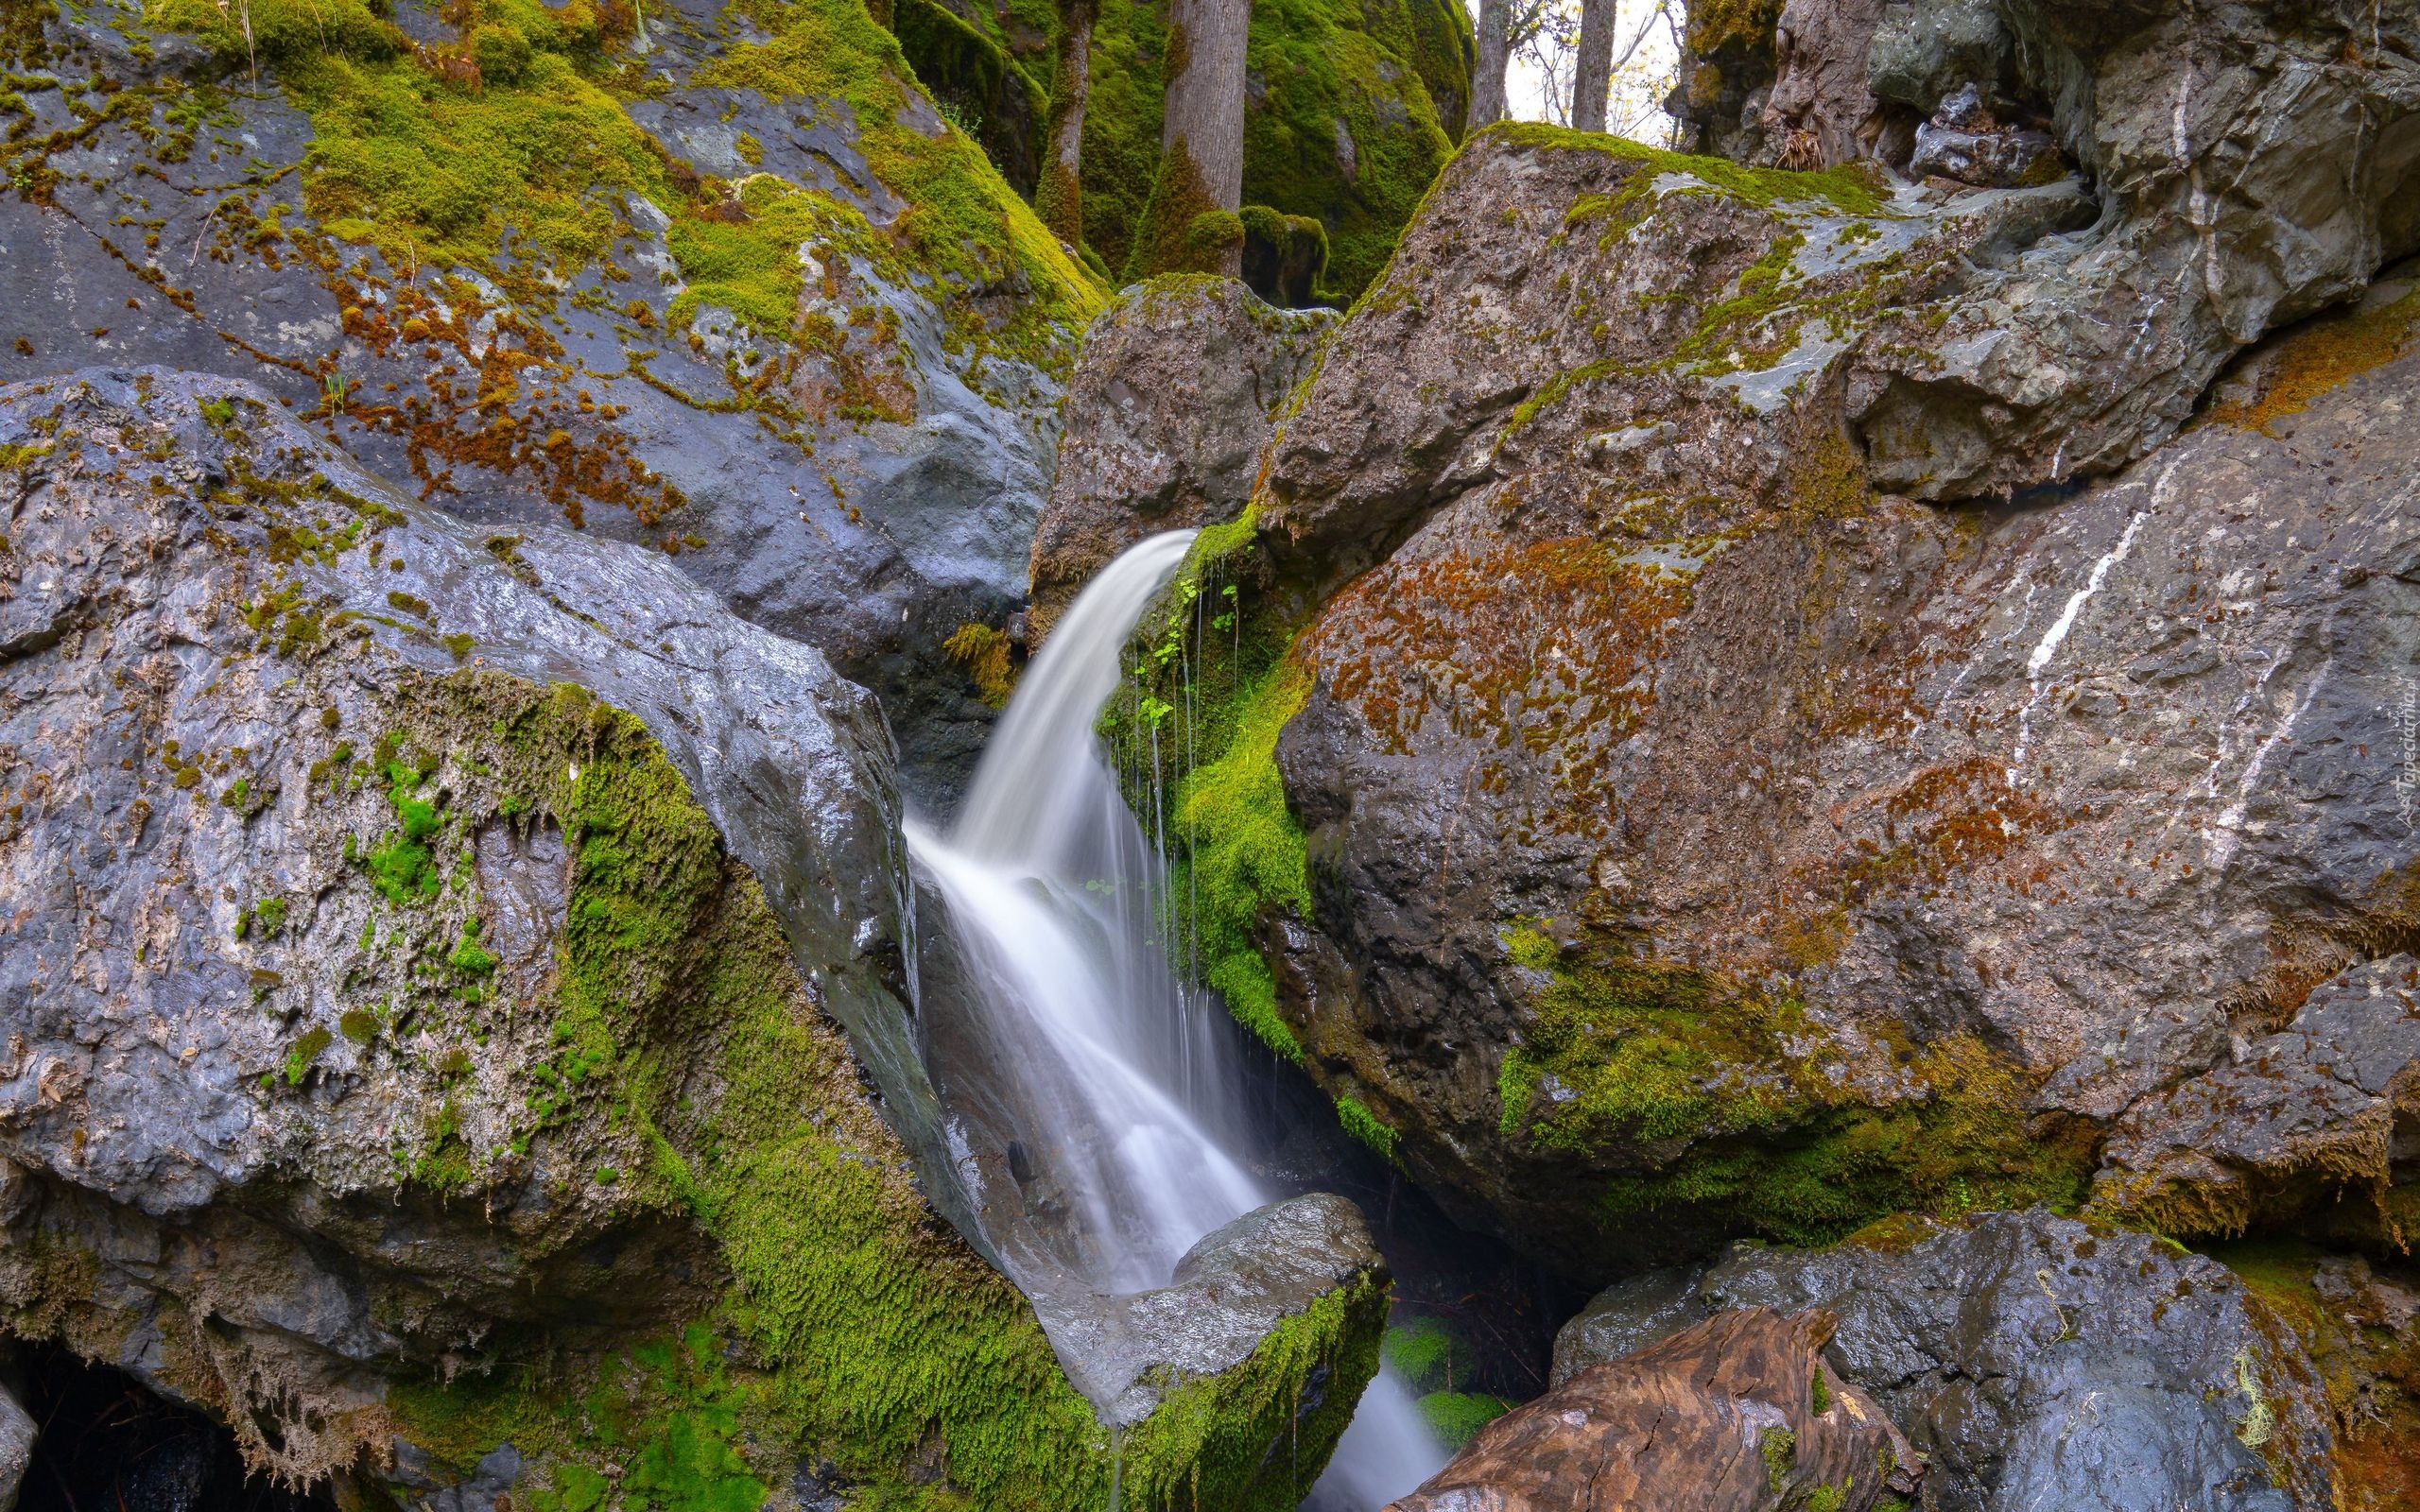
(905, 532, 1447, 1509)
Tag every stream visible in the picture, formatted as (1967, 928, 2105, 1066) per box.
(906, 532, 1445, 1509)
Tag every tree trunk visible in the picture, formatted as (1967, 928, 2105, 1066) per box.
(1129, 0, 1253, 278)
(1470, 0, 1512, 129)
(1035, 0, 1098, 249)
(1572, 0, 1615, 131)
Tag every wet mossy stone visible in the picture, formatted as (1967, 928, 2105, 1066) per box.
(892, 0, 1049, 193)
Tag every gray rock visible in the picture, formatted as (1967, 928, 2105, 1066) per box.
(1909, 86, 2061, 187)
(0, 367, 960, 1479)
(1867, 0, 2014, 113)
(1028, 277, 1333, 639)
(1555, 1211, 2329, 1512)
(1547, 1266, 1704, 1386)
(2095, 955, 2420, 1237)
(1050, 1193, 1386, 1429)
(1993, 1352, 2292, 1512)
(0, 1368, 30, 1512)
(0, 0, 1096, 809)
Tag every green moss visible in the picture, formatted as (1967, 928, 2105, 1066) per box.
(365, 757, 443, 904)
(449, 919, 499, 975)
(1417, 1391, 1509, 1451)
(942, 621, 1018, 708)
(338, 1006, 381, 1044)
(1760, 1425, 1795, 1490)
(1335, 1095, 1397, 1160)
(285, 1024, 334, 1085)
(1502, 931, 2094, 1247)
(251, 895, 289, 936)
(1381, 1316, 1455, 1393)
(1170, 654, 1313, 1060)
(1497, 119, 1883, 215)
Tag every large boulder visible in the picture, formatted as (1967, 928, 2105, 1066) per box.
(1150, 112, 2420, 1278)
(0, 367, 1383, 1509)
(1392, 1307, 1910, 1512)
(0, 0, 1104, 806)
(1671, 0, 2420, 499)
(1553, 1211, 2331, 1512)
(1028, 277, 1334, 639)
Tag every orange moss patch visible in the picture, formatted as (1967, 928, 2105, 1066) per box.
(1301, 537, 1695, 848)
(2210, 286, 2420, 434)
(1842, 755, 2064, 895)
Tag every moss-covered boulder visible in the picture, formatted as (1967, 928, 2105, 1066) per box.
(0, 368, 1385, 1509)
(1103, 118, 2420, 1281)
(0, 0, 1102, 807)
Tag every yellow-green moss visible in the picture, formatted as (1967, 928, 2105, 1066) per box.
(1498, 931, 2094, 1247)
(375, 672, 1377, 1508)
(942, 620, 1019, 708)
(2209, 284, 2420, 434)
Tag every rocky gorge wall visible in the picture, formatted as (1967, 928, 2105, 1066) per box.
(1041, 2, 2420, 1503)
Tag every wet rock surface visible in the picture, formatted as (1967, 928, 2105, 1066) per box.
(1689, 0, 2420, 498)
(0, 366, 925, 1472)
(1551, 1211, 2327, 1512)
(0, 0, 1099, 808)
(1232, 112, 2420, 1274)
(1028, 276, 1333, 638)
(1392, 1306, 1908, 1512)
(1054, 1194, 1386, 1430)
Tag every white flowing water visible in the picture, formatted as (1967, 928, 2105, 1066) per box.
(905, 532, 1447, 1508)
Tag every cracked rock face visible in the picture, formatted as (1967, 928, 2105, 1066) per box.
(1690, 0, 2420, 501)
(1213, 118, 2420, 1277)
(1552, 1211, 2329, 1512)
(2095, 955, 2420, 1237)
(0, 0, 1096, 809)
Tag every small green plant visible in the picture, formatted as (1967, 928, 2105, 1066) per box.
(285, 1025, 334, 1085)
(1382, 1316, 1457, 1394)
(1760, 1426, 1795, 1491)
(450, 919, 499, 977)
(366, 760, 442, 903)
(1336, 1095, 1398, 1160)
(251, 896, 289, 936)
(1810, 1363, 1831, 1414)
(1416, 1391, 1511, 1451)
(323, 370, 349, 416)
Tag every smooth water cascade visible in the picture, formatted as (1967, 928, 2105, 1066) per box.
(905, 532, 1448, 1509)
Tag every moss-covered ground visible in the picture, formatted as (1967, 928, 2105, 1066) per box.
(1063, 0, 1469, 295)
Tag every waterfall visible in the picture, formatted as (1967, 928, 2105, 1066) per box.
(905, 532, 1447, 1508)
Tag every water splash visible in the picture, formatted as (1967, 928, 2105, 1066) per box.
(907, 532, 1446, 1505)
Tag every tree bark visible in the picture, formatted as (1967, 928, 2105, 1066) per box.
(1035, 0, 1097, 249)
(1572, 0, 1616, 131)
(1128, 0, 1253, 277)
(1470, 0, 1512, 128)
